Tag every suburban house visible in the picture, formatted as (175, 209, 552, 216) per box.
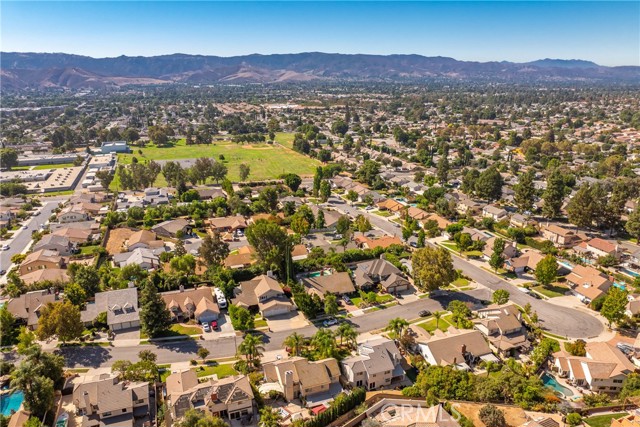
(152, 218, 193, 238)
(611, 414, 640, 427)
(510, 213, 534, 229)
(482, 205, 508, 221)
(125, 230, 164, 251)
(405, 206, 430, 221)
(112, 247, 162, 270)
(143, 187, 170, 206)
(224, 246, 257, 269)
(161, 286, 220, 324)
(504, 250, 545, 274)
(566, 265, 613, 303)
(376, 199, 405, 213)
(232, 274, 295, 318)
(354, 235, 403, 250)
(482, 237, 518, 261)
(7, 289, 60, 329)
(261, 357, 342, 407)
(455, 196, 482, 215)
(301, 271, 356, 299)
(206, 215, 248, 234)
(421, 213, 452, 230)
(195, 187, 227, 200)
(19, 249, 64, 276)
(72, 374, 150, 427)
(353, 258, 410, 294)
(309, 205, 342, 231)
(165, 370, 254, 423)
(291, 244, 309, 261)
(354, 400, 461, 427)
(540, 224, 580, 248)
(81, 287, 140, 331)
(33, 234, 77, 256)
(21, 268, 70, 285)
(475, 304, 530, 357)
(57, 204, 91, 223)
(52, 226, 97, 244)
(581, 238, 620, 260)
(553, 342, 636, 393)
(411, 326, 497, 370)
(340, 337, 405, 390)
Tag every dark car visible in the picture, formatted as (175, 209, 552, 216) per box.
(0, 270, 6, 276)
(342, 295, 352, 305)
(418, 310, 431, 317)
(530, 293, 542, 299)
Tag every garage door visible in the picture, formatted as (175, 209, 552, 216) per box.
(198, 312, 219, 323)
(263, 306, 291, 318)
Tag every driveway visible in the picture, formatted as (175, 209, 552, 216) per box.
(266, 312, 309, 332)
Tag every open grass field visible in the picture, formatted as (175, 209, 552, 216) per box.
(112, 136, 320, 190)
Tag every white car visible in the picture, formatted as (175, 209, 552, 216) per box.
(202, 323, 211, 333)
(1, 245, 9, 251)
(323, 318, 338, 327)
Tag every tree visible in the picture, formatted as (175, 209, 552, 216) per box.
(170, 254, 196, 277)
(198, 232, 230, 268)
(324, 294, 339, 317)
(412, 247, 456, 292)
(291, 215, 311, 236)
(626, 205, 640, 242)
(356, 160, 381, 187)
(293, 293, 322, 319)
(0, 305, 18, 346)
(492, 289, 510, 305)
(336, 323, 357, 348)
(210, 161, 228, 184)
(437, 156, 450, 184)
(514, 170, 536, 213)
(387, 318, 409, 338)
(177, 409, 229, 427)
(238, 333, 264, 368)
(565, 413, 582, 427)
(282, 173, 301, 192)
(283, 332, 305, 356)
(475, 167, 503, 202)
(354, 215, 372, 233)
(239, 163, 250, 181)
(336, 215, 351, 236)
(331, 120, 349, 137)
(313, 167, 323, 196)
(542, 168, 565, 219)
(259, 187, 279, 211)
(245, 219, 290, 273)
(259, 406, 282, 427)
(197, 347, 210, 362)
(14, 375, 55, 421)
(601, 286, 629, 327)
(95, 170, 114, 190)
(312, 328, 337, 358)
(448, 300, 473, 328)
(319, 180, 331, 202)
(534, 255, 558, 286)
(139, 282, 172, 338)
(489, 238, 505, 272)
(434, 311, 442, 330)
(0, 149, 19, 169)
(35, 301, 83, 343)
(479, 404, 506, 427)
(567, 183, 595, 229)
(24, 417, 42, 427)
(70, 265, 101, 297)
(346, 190, 359, 205)
(64, 282, 87, 307)
(315, 210, 326, 229)
(565, 339, 587, 356)
(228, 305, 255, 331)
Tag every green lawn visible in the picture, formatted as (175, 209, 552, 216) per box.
(351, 291, 394, 308)
(112, 138, 320, 190)
(195, 363, 238, 378)
(274, 132, 295, 148)
(452, 278, 470, 287)
(140, 323, 202, 339)
(254, 317, 268, 328)
(33, 163, 76, 170)
(585, 413, 627, 427)
(79, 245, 101, 255)
(373, 210, 393, 217)
(417, 315, 454, 333)
(533, 284, 569, 298)
(441, 242, 459, 252)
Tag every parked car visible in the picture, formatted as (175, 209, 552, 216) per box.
(409, 241, 417, 248)
(0, 270, 6, 276)
(21, 225, 28, 230)
(202, 323, 211, 333)
(342, 295, 352, 305)
(211, 320, 219, 331)
(418, 310, 431, 317)
(617, 342, 634, 354)
(323, 318, 338, 327)
(1, 245, 9, 251)
(334, 234, 343, 240)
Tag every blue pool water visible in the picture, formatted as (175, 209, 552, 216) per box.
(614, 282, 627, 291)
(557, 260, 574, 270)
(541, 373, 574, 397)
(0, 391, 24, 416)
(309, 270, 332, 278)
(620, 267, 640, 278)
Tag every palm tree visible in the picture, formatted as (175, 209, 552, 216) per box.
(387, 318, 409, 339)
(238, 334, 264, 369)
(283, 332, 305, 357)
(434, 311, 442, 330)
(312, 328, 337, 358)
(337, 323, 358, 349)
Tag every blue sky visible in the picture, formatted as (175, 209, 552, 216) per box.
(1, 1, 639, 66)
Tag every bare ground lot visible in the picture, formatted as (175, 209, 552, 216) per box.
(105, 228, 135, 255)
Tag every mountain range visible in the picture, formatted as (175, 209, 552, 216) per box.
(2, 52, 639, 90)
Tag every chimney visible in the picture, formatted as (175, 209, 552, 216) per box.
(284, 370, 295, 402)
(210, 392, 218, 402)
(83, 391, 92, 416)
(179, 285, 184, 293)
(461, 344, 467, 354)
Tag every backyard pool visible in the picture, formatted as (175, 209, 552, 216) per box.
(309, 270, 332, 278)
(614, 282, 627, 291)
(541, 373, 573, 397)
(0, 391, 24, 416)
(557, 260, 574, 270)
(620, 267, 640, 278)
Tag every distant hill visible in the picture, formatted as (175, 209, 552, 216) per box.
(1, 52, 639, 90)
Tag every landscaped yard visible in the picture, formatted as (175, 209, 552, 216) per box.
(79, 245, 101, 255)
(373, 210, 393, 217)
(140, 323, 202, 339)
(532, 284, 569, 298)
(417, 314, 455, 333)
(350, 291, 395, 308)
(585, 413, 627, 427)
(111, 138, 321, 190)
(195, 363, 238, 378)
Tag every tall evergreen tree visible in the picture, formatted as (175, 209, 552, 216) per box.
(566, 183, 594, 229)
(139, 282, 171, 338)
(542, 168, 565, 219)
(475, 167, 503, 202)
(514, 170, 536, 213)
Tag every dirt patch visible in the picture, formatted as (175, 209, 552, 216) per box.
(454, 402, 528, 427)
(105, 227, 135, 255)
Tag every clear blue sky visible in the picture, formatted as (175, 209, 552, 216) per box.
(2, 1, 639, 66)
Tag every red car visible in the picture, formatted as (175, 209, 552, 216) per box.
(210, 321, 219, 331)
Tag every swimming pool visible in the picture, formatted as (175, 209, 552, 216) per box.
(557, 260, 574, 270)
(541, 373, 574, 397)
(620, 267, 640, 278)
(614, 282, 627, 291)
(309, 270, 332, 278)
(0, 391, 24, 416)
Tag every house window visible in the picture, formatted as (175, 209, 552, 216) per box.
(356, 380, 363, 386)
(369, 383, 376, 390)
(135, 399, 145, 404)
(103, 412, 112, 417)
(122, 409, 127, 413)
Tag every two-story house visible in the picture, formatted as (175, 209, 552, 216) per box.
(482, 205, 508, 221)
(32, 234, 76, 256)
(161, 286, 220, 324)
(72, 374, 150, 427)
(475, 304, 530, 357)
(232, 274, 295, 318)
(566, 265, 613, 304)
(353, 258, 410, 294)
(540, 224, 580, 248)
(165, 370, 254, 423)
(57, 204, 91, 223)
(7, 289, 60, 329)
(340, 337, 405, 390)
(19, 249, 64, 276)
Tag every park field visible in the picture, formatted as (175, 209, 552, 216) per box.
(111, 135, 319, 190)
